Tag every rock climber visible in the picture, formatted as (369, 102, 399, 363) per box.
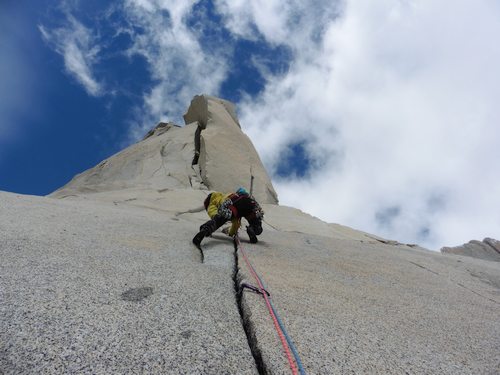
(192, 187, 264, 248)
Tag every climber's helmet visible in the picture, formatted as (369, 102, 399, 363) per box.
(236, 187, 249, 196)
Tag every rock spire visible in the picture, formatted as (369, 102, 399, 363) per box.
(51, 95, 278, 204)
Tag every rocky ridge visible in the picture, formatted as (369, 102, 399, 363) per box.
(1, 95, 499, 374)
(441, 237, 500, 262)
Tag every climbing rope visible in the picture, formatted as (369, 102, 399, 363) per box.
(235, 235, 306, 375)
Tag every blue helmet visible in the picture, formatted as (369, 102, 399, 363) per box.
(236, 187, 249, 196)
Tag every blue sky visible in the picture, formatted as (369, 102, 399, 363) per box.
(0, 0, 282, 194)
(0, 0, 294, 195)
(2, 0, 500, 250)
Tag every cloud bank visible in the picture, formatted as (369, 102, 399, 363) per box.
(120, 0, 230, 138)
(232, 0, 500, 249)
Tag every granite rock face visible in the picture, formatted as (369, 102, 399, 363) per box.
(441, 237, 500, 262)
(184, 95, 278, 204)
(52, 94, 278, 204)
(2, 95, 499, 374)
(50, 121, 201, 195)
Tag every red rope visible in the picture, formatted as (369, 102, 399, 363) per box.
(236, 236, 298, 375)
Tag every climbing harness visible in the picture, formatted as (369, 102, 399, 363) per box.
(235, 235, 306, 375)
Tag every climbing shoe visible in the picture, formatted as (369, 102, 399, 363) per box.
(192, 231, 205, 248)
(247, 226, 258, 244)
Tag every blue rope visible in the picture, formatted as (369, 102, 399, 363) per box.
(254, 272, 307, 375)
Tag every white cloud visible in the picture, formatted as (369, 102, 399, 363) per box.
(37, 1, 231, 140)
(39, 16, 102, 96)
(121, 0, 229, 139)
(215, 0, 340, 56)
(214, 0, 291, 43)
(220, 0, 500, 249)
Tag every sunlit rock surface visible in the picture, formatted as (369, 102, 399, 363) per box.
(52, 94, 277, 204)
(183, 94, 278, 204)
(1, 96, 499, 374)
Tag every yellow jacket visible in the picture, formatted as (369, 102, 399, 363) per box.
(206, 192, 241, 236)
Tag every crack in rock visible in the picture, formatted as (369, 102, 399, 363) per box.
(232, 241, 268, 375)
(192, 125, 201, 166)
(409, 261, 439, 275)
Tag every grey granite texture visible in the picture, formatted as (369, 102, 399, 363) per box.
(2, 191, 499, 374)
(0, 192, 257, 374)
(235, 231, 500, 374)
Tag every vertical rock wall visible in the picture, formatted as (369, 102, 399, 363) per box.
(184, 95, 278, 204)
